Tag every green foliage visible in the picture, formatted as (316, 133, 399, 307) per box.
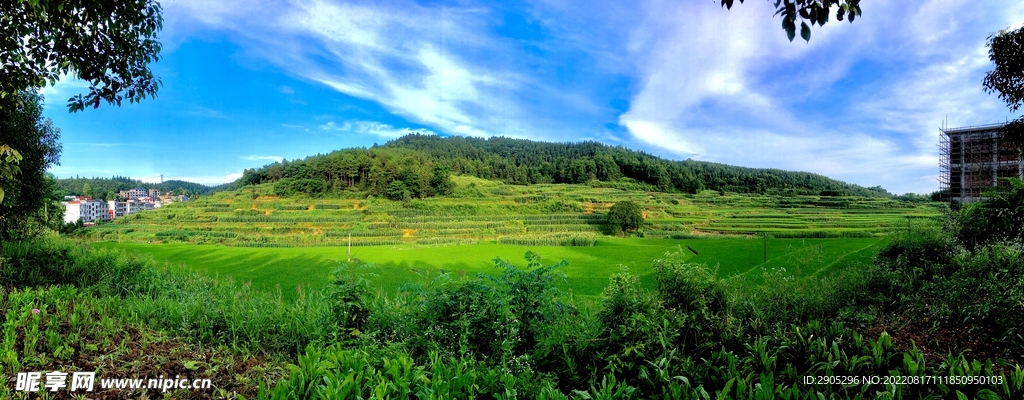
(58, 218, 85, 235)
(984, 26, 1024, 113)
(871, 225, 1024, 355)
(953, 178, 1024, 249)
(606, 200, 643, 235)
(330, 263, 370, 334)
(383, 179, 411, 201)
(239, 134, 898, 200)
(0, 144, 22, 203)
(0, 235, 150, 296)
(0, 286, 279, 399)
(0, 91, 61, 239)
(274, 178, 327, 196)
(497, 233, 597, 246)
(154, 229, 238, 241)
(56, 176, 220, 199)
(8, 235, 1024, 397)
(385, 134, 888, 196)
(720, 0, 861, 42)
(1, 0, 163, 111)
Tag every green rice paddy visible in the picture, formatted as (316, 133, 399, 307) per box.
(95, 236, 888, 301)
(84, 176, 937, 300)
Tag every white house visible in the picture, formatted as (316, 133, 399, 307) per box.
(108, 200, 129, 218)
(63, 197, 110, 224)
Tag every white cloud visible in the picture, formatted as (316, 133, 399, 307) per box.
(163, 0, 610, 142)
(159, 0, 1024, 194)
(319, 120, 436, 139)
(241, 155, 285, 162)
(617, 0, 1024, 194)
(37, 75, 90, 104)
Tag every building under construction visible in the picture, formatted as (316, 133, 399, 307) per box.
(939, 123, 1023, 203)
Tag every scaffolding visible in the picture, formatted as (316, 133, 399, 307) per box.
(939, 123, 1024, 203)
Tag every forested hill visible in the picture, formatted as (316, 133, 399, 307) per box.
(238, 133, 892, 199)
(56, 176, 233, 200)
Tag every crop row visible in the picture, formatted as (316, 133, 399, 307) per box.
(496, 233, 597, 247)
(694, 228, 883, 238)
(526, 225, 602, 233)
(414, 237, 480, 245)
(384, 214, 605, 223)
(233, 238, 404, 248)
(275, 205, 310, 211)
(324, 229, 404, 238)
(155, 230, 239, 239)
(215, 216, 363, 223)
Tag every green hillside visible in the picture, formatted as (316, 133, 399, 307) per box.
(88, 175, 943, 248)
(238, 133, 900, 199)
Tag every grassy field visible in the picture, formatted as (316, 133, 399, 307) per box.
(95, 236, 887, 301)
(85, 176, 944, 248)
(79, 176, 927, 301)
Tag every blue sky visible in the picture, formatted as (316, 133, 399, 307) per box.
(42, 0, 1024, 194)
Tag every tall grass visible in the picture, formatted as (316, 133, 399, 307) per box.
(6, 231, 1024, 397)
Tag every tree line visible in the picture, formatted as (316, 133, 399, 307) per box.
(239, 134, 893, 198)
(240, 147, 454, 200)
(55, 177, 224, 201)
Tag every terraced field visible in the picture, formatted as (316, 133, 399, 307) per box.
(87, 176, 945, 247)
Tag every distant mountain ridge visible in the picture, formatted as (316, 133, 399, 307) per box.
(237, 133, 893, 199)
(55, 176, 237, 200)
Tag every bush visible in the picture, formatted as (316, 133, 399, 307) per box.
(605, 200, 643, 235)
(953, 178, 1024, 249)
(0, 235, 152, 296)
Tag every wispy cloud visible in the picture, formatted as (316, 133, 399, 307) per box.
(37, 75, 90, 103)
(240, 155, 285, 162)
(163, 0, 616, 142)
(187, 106, 227, 119)
(153, 0, 1024, 194)
(319, 120, 436, 139)
(617, 0, 1024, 194)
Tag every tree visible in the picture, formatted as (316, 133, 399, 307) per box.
(0, 0, 163, 112)
(0, 144, 22, 203)
(606, 200, 644, 236)
(430, 166, 455, 196)
(983, 25, 1024, 152)
(0, 91, 62, 239)
(720, 0, 862, 42)
(384, 180, 411, 202)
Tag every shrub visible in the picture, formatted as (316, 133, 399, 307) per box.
(605, 200, 643, 235)
(953, 177, 1024, 249)
(0, 235, 152, 296)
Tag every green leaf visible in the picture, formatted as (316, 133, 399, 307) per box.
(783, 18, 796, 42)
(975, 389, 1000, 400)
(800, 22, 811, 42)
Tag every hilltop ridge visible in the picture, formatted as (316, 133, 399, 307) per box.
(239, 133, 892, 199)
